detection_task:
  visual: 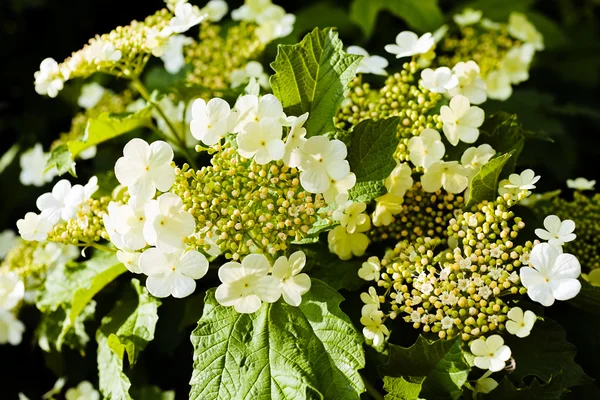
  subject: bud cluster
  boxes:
[49,197,113,246]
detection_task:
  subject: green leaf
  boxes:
[67,106,152,158]
[383,376,424,400]
[347,117,401,203]
[568,278,600,315]
[478,112,530,174]
[37,252,122,312]
[36,301,95,354]
[350,0,443,38]
[130,386,175,400]
[0,144,19,175]
[189,279,365,399]
[505,318,592,389]
[97,279,161,400]
[483,374,569,400]
[381,336,470,400]
[464,153,513,209]
[303,243,365,291]
[59,261,127,346]
[46,144,77,177]
[270,28,361,137]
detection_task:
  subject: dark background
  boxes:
[1,0,599,398]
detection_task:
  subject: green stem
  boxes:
[362,375,385,400]
[131,77,198,169]
[79,241,117,253]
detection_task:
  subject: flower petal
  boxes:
[527,283,555,306]
[171,274,196,298]
[139,248,168,276]
[123,138,149,164]
[234,294,262,314]
[242,254,270,276]
[254,275,281,303]
[178,250,208,279]
[146,275,174,298]
[550,278,581,301]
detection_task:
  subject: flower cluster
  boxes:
[437,11,543,100]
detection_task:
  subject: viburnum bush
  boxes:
[2,0,600,399]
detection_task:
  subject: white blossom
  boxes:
[346,46,388,76]
[190,98,233,146]
[117,250,142,274]
[485,70,513,101]
[169,0,206,33]
[254,5,295,43]
[232,94,283,132]
[441,95,484,146]
[232,0,272,21]
[360,304,389,346]
[566,177,596,191]
[78,82,106,109]
[17,212,53,242]
[0,309,25,346]
[520,243,581,307]
[65,381,100,400]
[19,144,57,187]
[113,203,148,251]
[34,58,68,98]
[230,61,270,89]
[114,139,175,204]
[237,117,285,164]
[441,315,454,329]
[328,223,370,260]
[332,195,368,234]
[143,193,195,253]
[407,129,445,169]
[420,67,458,93]
[501,44,535,84]
[506,307,536,338]
[448,61,487,105]
[322,173,356,205]
[272,251,311,306]
[201,0,228,22]
[282,112,308,166]
[453,8,482,26]
[372,193,404,227]
[461,144,496,177]
[535,215,576,247]
[358,257,381,281]
[139,248,208,298]
[215,254,281,313]
[384,31,434,58]
[0,272,25,310]
[161,34,195,74]
[508,12,544,50]
[421,161,469,194]
[504,169,540,191]
[470,334,511,372]
[296,136,350,194]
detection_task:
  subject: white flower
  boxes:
[232,94,283,132]
[506,307,536,338]
[77,82,106,109]
[161,34,195,74]
[0,309,25,346]
[508,12,544,50]
[453,8,482,26]
[470,334,511,372]
[346,46,388,76]
[254,6,295,43]
[145,27,173,57]
[103,202,128,251]
[85,40,122,63]
[520,243,581,307]
[139,248,208,298]
[114,138,175,204]
[372,193,404,227]
[328,223,370,260]
[0,272,25,310]
[19,144,57,187]
[113,203,148,251]
[282,112,308,166]
[232,0,272,21]
[79,146,97,160]
[34,58,67,98]
[215,254,281,313]
[384,31,435,58]
[143,193,195,253]
[407,129,445,169]
[385,162,413,198]
[190,98,233,146]
[441,315,454,329]
[169,1,206,33]
[504,169,540,190]
[36,180,76,224]
[237,117,285,164]
[441,95,484,146]
[117,250,141,274]
[230,61,270,89]
[448,61,487,105]
[0,230,18,259]
[201,0,229,22]
[17,212,53,242]
[322,173,356,205]
[567,177,595,191]
[501,44,535,84]
[272,251,311,306]
[296,136,350,194]
[65,381,100,400]
[485,70,513,101]
[535,215,576,247]
[461,144,496,177]
[358,257,381,281]
[332,195,368,234]
[421,161,469,194]
[360,304,389,346]
[420,67,458,93]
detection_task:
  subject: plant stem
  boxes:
[362,375,385,400]
[79,241,117,253]
[130,77,198,169]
